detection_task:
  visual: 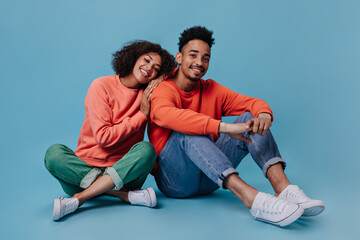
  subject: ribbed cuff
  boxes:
[207,118,222,135]
[80,168,101,189]
[104,167,124,190]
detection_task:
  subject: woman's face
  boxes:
[132,52,162,85]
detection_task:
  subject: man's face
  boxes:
[176,39,210,81]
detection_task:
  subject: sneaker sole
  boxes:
[146,188,157,208]
[278,205,304,227]
[303,206,325,217]
[53,198,61,221]
[256,205,304,227]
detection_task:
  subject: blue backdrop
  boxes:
[1,0,359,239]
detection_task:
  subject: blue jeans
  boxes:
[155,112,285,198]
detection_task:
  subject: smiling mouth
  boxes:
[140,68,149,77]
[190,66,204,75]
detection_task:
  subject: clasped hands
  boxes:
[219,113,272,143]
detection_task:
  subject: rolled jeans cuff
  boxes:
[80,168,101,189]
[217,167,238,189]
[104,167,124,190]
[263,157,286,177]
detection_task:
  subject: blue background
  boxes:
[1,0,359,239]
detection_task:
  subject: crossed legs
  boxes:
[45,141,157,220]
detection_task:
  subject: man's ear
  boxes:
[175,52,182,65]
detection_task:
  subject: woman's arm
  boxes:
[86,81,147,148]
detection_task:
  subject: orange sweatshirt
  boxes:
[148,72,272,172]
[75,75,147,167]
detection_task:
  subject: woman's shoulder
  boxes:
[91,75,118,87]
[88,75,121,92]
[85,75,119,99]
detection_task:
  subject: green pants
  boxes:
[44,142,156,196]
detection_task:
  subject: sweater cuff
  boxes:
[206,118,222,135]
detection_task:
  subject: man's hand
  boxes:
[246,113,272,136]
[218,122,253,143]
[218,113,272,142]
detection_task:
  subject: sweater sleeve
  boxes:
[86,81,147,148]
[150,83,221,135]
[216,81,273,120]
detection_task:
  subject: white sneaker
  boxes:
[278,185,325,217]
[250,192,304,227]
[53,197,79,221]
[128,187,157,208]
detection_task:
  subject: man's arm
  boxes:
[214,81,273,137]
[217,81,273,120]
[150,84,221,136]
[150,81,273,139]
[218,112,272,143]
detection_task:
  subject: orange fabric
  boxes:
[75,75,147,167]
[148,70,272,172]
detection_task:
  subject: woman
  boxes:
[44,40,175,220]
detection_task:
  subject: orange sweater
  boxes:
[148,73,272,172]
[75,75,147,167]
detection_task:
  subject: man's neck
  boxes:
[173,69,197,93]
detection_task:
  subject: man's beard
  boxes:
[189,76,201,82]
[188,65,204,82]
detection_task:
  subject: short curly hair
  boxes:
[112,40,175,78]
[178,26,215,52]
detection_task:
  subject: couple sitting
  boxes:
[44,26,325,227]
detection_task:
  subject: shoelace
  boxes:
[286,188,309,201]
[259,195,288,215]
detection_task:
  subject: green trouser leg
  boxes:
[55,175,147,196]
[44,142,156,195]
[44,144,101,191]
[106,141,156,190]
[55,177,84,196]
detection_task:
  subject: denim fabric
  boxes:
[155,112,286,198]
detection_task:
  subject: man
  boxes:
[148,26,325,227]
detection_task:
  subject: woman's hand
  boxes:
[148,74,165,90]
[140,74,164,118]
[140,85,152,118]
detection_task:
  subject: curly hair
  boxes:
[112,40,175,78]
[178,26,215,52]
